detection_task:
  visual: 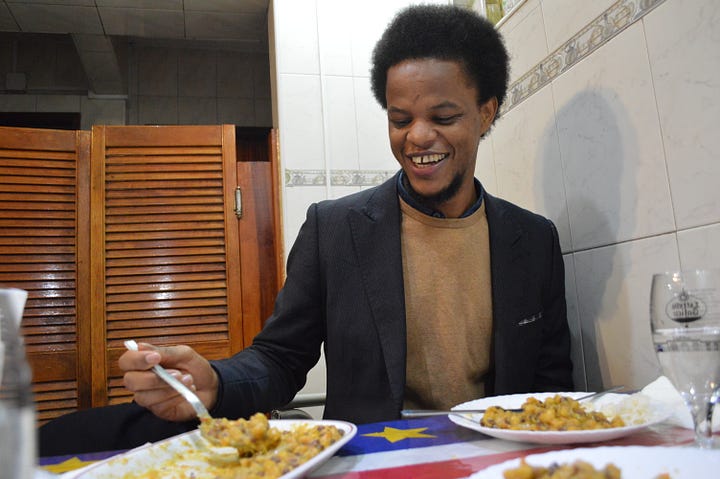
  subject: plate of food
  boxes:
[448,392,671,444]
[71,413,356,479]
[465,445,719,478]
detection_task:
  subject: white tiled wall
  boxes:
[276,73,326,171]
[491,86,570,251]
[678,224,720,270]
[354,76,393,171]
[573,234,679,390]
[322,75,360,171]
[275,0,449,251]
[551,22,674,251]
[540,0,616,52]
[272,0,450,417]
[484,0,720,392]
[273,0,720,409]
[497,0,548,83]
[644,0,720,230]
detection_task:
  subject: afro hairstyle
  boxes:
[370,4,509,115]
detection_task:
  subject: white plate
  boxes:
[449,392,671,445]
[72,419,357,479]
[466,446,720,478]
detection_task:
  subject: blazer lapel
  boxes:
[485,194,531,368]
[346,174,406,408]
[485,193,527,290]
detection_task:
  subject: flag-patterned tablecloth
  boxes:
[310,416,695,478]
[40,416,696,478]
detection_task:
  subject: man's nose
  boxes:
[407,120,437,147]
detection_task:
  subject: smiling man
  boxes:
[40,4,573,456]
[364,5,573,413]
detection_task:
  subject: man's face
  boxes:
[386,59,497,217]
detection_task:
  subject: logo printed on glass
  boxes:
[665,290,706,323]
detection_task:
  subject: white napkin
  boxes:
[0,288,29,384]
[641,375,720,429]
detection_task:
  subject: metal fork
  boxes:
[123,340,211,419]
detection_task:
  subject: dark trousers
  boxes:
[38,402,198,456]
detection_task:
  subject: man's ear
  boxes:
[479,97,498,132]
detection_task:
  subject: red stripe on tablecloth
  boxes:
[314,426,697,479]
[313,448,559,479]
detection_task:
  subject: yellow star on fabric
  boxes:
[363,426,436,443]
[41,457,98,474]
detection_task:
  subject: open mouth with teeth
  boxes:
[410,153,448,166]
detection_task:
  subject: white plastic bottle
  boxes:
[0,288,36,479]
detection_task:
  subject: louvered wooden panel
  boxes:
[0,126,91,424]
[91,125,242,405]
[1,125,282,416]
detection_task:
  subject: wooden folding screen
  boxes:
[93,125,245,405]
[0,127,91,423]
[0,125,283,423]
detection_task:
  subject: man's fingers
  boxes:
[131,386,196,422]
[123,370,161,392]
[123,368,191,391]
[118,349,162,372]
[135,389,185,412]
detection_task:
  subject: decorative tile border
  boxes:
[285,169,397,187]
[285,0,667,187]
[329,169,397,186]
[285,169,328,186]
[500,0,666,115]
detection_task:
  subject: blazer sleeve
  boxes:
[533,219,574,391]
[209,204,326,419]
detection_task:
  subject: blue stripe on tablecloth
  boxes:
[336,415,488,456]
[38,416,491,468]
[38,449,126,467]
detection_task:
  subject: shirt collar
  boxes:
[396,171,484,219]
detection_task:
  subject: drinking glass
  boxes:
[650,269,720,448]
[0,288,35,478]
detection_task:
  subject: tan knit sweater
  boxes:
[400,197,493,410]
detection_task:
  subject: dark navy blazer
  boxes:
[211,171,573,424]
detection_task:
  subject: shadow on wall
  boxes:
[538,89,635,392]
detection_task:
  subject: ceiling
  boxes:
[0,0,270,94]
[0,0,270,44]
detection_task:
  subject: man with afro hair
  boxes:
[40,4,573,455]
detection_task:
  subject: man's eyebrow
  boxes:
[429,101,461,110]
[388,101,461,114]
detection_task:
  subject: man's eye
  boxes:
[435,115,459,125]
[390,119,411,128]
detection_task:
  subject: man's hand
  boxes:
[119,342,219,422]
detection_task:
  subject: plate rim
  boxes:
[466,445,719,478]
[73,418,357,479]
[449,391,670,444]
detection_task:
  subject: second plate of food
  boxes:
[448,391,671,444]
[466,446,719,478]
